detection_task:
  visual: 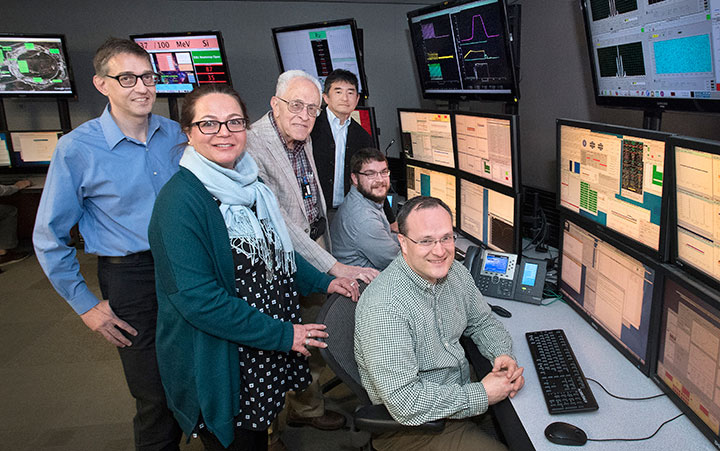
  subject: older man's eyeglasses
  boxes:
[105,72,161,88]
[403,233,457,248]
[192,119,248,135]
[355,169,391,179]
[276,97,321,117]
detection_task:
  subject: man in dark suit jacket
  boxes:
[311,69,374,209]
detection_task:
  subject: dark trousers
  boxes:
[198,426,267,451]
[98,254,182,451]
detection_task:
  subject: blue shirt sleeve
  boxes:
[33,135,100,315]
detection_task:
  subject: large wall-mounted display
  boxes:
[407,0,518,100]
[130,31,232,95]
[0,34,76,96]
[272,19,368,97]
[580,0,720,113]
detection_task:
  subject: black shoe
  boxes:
[287,409,346,431]
[0,250,31,266]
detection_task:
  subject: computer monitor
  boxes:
[557,119,671,259]
[458,177,517,252]
[579,0,720,113]
[398,109,455,169]
[0,133,10,167]
[3,131,62,171]
[559,218,661,376]
[669,136,720,286]
[454,111,517,189]
[351,106,379,149]
[0,34,76,96]
[406,0,518,101]
[272,19,368,97]
[406,163,457,226]
[130,31,232,95]
[654,265,720,444]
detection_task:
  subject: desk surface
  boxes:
[485,295,715,450]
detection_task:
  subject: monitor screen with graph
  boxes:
[559,218,661,376]
[654,266,720,444]
[579,0,720,113]
[0,34,76,96]
[557,119,671,258]
[454,111,517,189]
[130,31,232,95]
[406,163,457,226]
[399,109,455,168]
[670,136,720,285]
[406,0,518,100]
[458,177,517,252]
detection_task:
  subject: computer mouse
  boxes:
[544,422,588,446]
[489,304,512,318]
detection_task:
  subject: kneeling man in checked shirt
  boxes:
[355,196,525,451]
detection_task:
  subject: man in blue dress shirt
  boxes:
[33,38,185,451]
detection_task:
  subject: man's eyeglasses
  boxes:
[276,97,321,117]
[403,233,457,248]
[192,119,248,135]
[355,169,391,179]
[105,72,161,88]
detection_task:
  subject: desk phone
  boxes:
[464,246,547,304]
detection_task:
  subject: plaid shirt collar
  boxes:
[268,111,306,154]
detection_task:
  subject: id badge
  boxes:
[301,176,313,199]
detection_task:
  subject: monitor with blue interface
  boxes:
[654,266,720,445]
[406,163,457,226]
[557,119,670,258]
[0,34,76,96]
[130,31,232,95]
[459,177,517,253]
[407,0,518,100]
[579,0,720,113]
[559,218,660,375]
[484,253,509,273]
[670,136,720,285]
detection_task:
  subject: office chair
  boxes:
[316,287,445,450]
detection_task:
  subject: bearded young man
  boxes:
[330,148,399,270]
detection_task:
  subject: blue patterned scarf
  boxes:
[180,145,295,278]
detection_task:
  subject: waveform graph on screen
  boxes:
[417,15,460,87]
[451,3,512,86]
[596,42,645,78]
[589,0,638,21]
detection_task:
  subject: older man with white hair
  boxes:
[246,70,378,441]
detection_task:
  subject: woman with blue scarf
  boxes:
[148,85,358,450]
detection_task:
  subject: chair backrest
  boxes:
[317,285,372,405]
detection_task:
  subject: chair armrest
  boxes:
[354,404,445,434]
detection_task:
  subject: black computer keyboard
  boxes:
[526,329,598,414]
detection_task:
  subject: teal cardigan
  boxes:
[148,167,333,447]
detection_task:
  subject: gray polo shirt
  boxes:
[329,185,400,269]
